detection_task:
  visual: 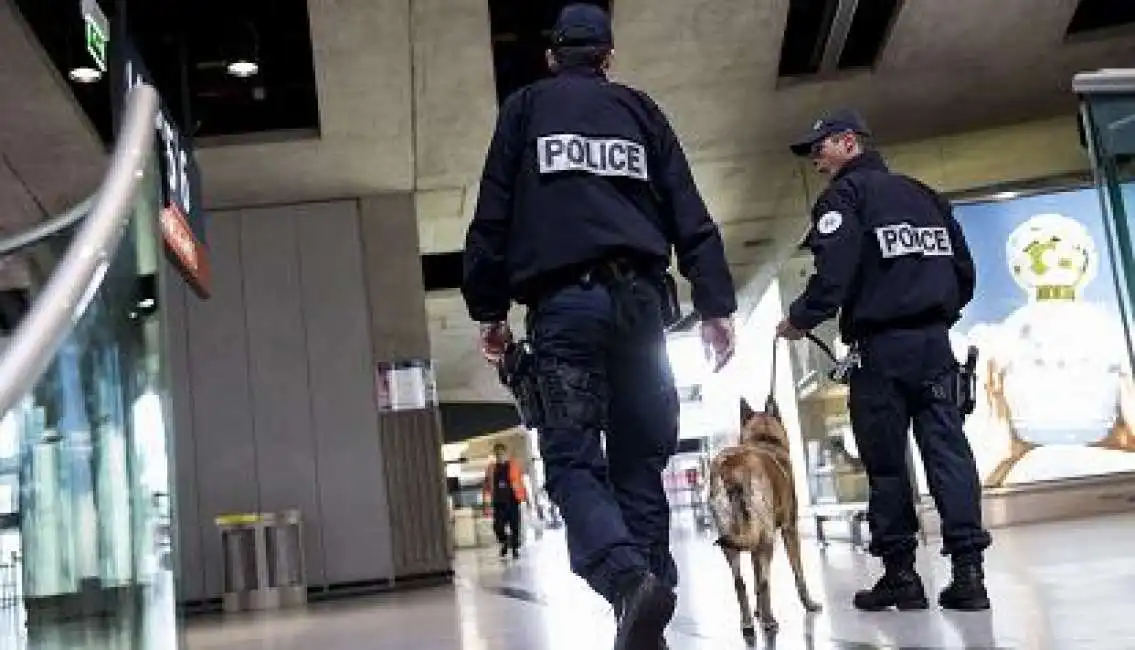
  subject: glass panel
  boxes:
[2,151,181,648]
[776,256,870,508]
[1083,94,1135,366]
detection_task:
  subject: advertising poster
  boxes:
[951,183,1135,488]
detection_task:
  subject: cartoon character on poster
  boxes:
[954,208,1135,487]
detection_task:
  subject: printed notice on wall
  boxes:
[376,360,438,412]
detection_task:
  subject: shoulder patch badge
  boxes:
[817,211,843,235]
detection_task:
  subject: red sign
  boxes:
[160,203,210,297]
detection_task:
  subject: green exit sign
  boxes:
[81,0,109,72]
[85,19,107,72]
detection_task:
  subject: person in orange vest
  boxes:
[484,442,528,559]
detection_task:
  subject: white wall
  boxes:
[735,280,811,507]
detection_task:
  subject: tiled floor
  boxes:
[179,512,1135,650]
[0,513,1129,648]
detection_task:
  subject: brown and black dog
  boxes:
[708,398,822,640]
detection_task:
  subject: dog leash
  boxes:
[764,332,844,419]
[803,331,839,363]
[764,337,780,418]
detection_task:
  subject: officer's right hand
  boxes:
[701,317,735,373]
[479,321,513,364]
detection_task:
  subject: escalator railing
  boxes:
[0,195,93,258]
[0,84,159,417]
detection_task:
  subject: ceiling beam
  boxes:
[819,0,859,73]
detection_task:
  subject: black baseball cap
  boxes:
[552,3,614,47]
[789,109,872,157]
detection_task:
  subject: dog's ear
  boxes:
[740,398,756,426]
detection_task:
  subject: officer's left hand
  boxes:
[479,321,513,364]
[776,318,806,341]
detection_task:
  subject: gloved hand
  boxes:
[701,317,735,372]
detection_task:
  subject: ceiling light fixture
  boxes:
[226,59,259,78]
[993,191,1021,201]
[69,66,102,83]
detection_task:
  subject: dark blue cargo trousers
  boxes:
[527,275,680,605]
[848,325,992,564]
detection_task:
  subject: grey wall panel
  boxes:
[378,410,450,576]
[238,206,325,585]
[160,264,205,602]
[358,195,430,359]
[183,212,258,599]
[358,194,451,578]
[296,200,395,584]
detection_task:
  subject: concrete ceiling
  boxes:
[2,0,1133,406]
[0,0,106,289]
[0,1,105,223]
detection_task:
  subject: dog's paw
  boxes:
[803,598,823,612]
[761,618,780,634]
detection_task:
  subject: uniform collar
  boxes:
[834,150,889,180]
[555,65,606,79]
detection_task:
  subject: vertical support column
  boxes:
[358,194,452,579]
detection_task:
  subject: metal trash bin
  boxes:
[216,509,307,613]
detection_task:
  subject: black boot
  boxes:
[853,559,929,612]
[612,605,667,650]
[939,558,990,611]
[612,572,676,650]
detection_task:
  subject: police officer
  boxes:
[775,109,992,612]
[461,5,736,649]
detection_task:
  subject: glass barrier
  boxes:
[1080,83,1135,366]
[1,148,179,648]
[775,257,870,508]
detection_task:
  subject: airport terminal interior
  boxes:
[1,0,1135,648]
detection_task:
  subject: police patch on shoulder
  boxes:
[816,211,843,235]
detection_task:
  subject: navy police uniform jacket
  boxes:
[461,66,736,323]
[788,151,976,343]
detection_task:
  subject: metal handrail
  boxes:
[0,195,94,258]
[1073,68,1135,96]
[0,84,160,416]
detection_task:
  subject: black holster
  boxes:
[955,346,979,418]
[498,340,544,429]
[657,272,681,327]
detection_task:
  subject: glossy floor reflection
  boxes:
[181,512,1135,650]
